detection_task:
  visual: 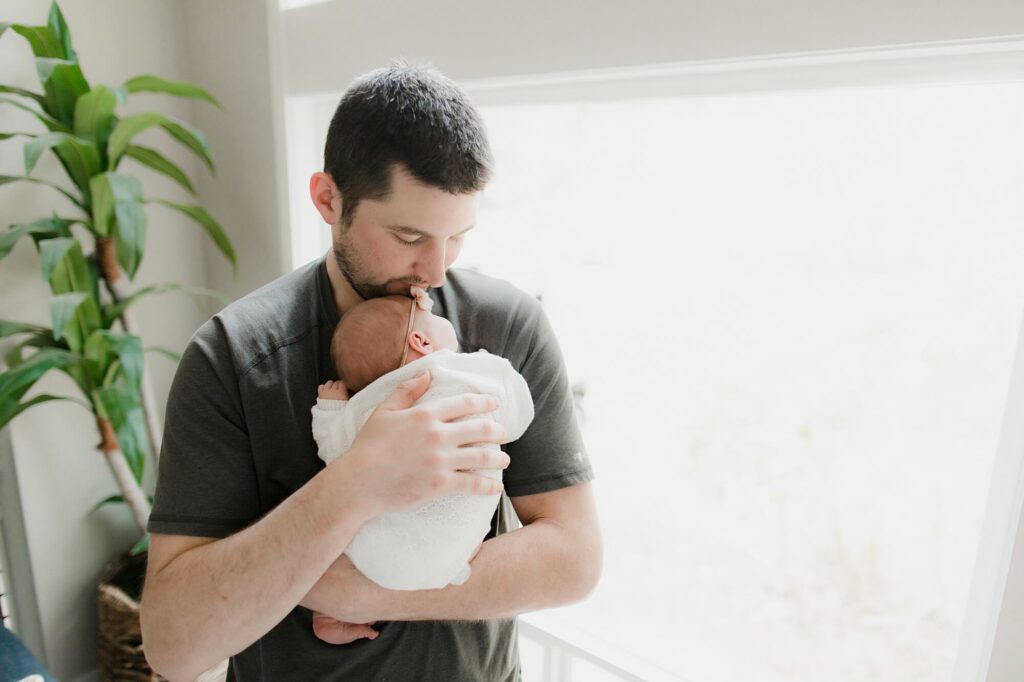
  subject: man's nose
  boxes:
[417,243,447,288]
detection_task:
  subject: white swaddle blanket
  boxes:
[311,349,534,590]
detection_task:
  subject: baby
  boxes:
[310,287,534,644]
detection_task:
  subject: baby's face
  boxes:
[416,311,459,353]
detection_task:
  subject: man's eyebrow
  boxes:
[386,224,475,237]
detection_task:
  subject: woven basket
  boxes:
[97,551,162,681]
[96,551,229,682]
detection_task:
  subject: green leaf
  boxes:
[107,113,213,172]
[39,239,100,353]
[83,329,115,386]
[102,282,229,326]
[24,131,69,174]
[0,347,76,404]
[124,145,194,194]
[0,320,50,339]
[108,85,127,106]
[49,290,86,337]
[36,57,90,126]
[101,357,121,387]
[123,75,220,108]
[93,384,148,481]
[0,216,75,260]
[47,1,77,62]
[90,173,147,277]
[144,345,181,363]
[96,331,143,391]
[150,199,235,273]
[40,237,89,292]
[162,119,214,172]
[0,131,37,140]
[0,85,47,108]
[105,113,163,168]
[10,24,63,59]
[129,533,150,556]
[90,494,125,514]
[3,331,65,371]
[0,174,84,212]
[0,393,70,431]
[53,134,102,198]
[0,95,70,132]
[73,86,116,143]
[90,494,152,516]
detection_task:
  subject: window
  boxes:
[283,42,1024,680]
[459,80,1024,682]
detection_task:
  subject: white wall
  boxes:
[281,0,1024,95]
[0,1,208,678]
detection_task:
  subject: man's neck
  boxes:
[325,251,364,316]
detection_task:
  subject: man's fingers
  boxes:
[429,393,499,423]
[379,371,432,410]
[446,418,507,446]
[450,471,504,496]
[450,447,510,471]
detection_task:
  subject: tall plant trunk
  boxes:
[97,418,151,534]
[97,237,163,465]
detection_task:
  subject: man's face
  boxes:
[332,165,480,300]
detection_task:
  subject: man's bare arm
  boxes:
[141,374,508,680]
[141,463,368,681]
[301,482,602,623]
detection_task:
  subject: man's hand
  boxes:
[311,611,378,644]
[318,380,350,400]
[337,370,511,519]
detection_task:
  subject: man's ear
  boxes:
[309,171,342,225]
[408,331,434,356]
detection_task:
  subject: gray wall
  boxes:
[1,1,212,678]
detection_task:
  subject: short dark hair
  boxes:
[324,59,493,226]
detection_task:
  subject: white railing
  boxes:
[519,612,685,682]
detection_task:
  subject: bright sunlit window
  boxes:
[287,73,1024,681]
[457,82,1024,682]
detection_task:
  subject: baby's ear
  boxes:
[409,331,434,355]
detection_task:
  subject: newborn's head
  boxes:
[332,294,459,393]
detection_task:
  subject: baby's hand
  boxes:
[318,380,349,400]
[312,611,378,644]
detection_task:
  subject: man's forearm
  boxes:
[397,517,601,620]
[305,515,601,623]
[141,461,368,680]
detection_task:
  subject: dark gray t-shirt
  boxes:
[148,258,594,681]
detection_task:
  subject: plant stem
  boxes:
[97,418,150,533]
[97,237,163,464]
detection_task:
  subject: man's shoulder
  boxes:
[438,268,546,355]
[190,259,330,371]
[440,268,541,320]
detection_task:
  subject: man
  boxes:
[140,61,601,681]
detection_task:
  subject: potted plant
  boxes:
[1,2,234,677]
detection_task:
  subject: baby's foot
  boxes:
[312,611,378,644]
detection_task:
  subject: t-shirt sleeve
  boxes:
[147,318,261,538]
[500,296,594,497]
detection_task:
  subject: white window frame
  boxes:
[0,428,47,663]
[281,36,1024,681]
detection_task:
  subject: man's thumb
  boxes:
[382,370,431,410]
